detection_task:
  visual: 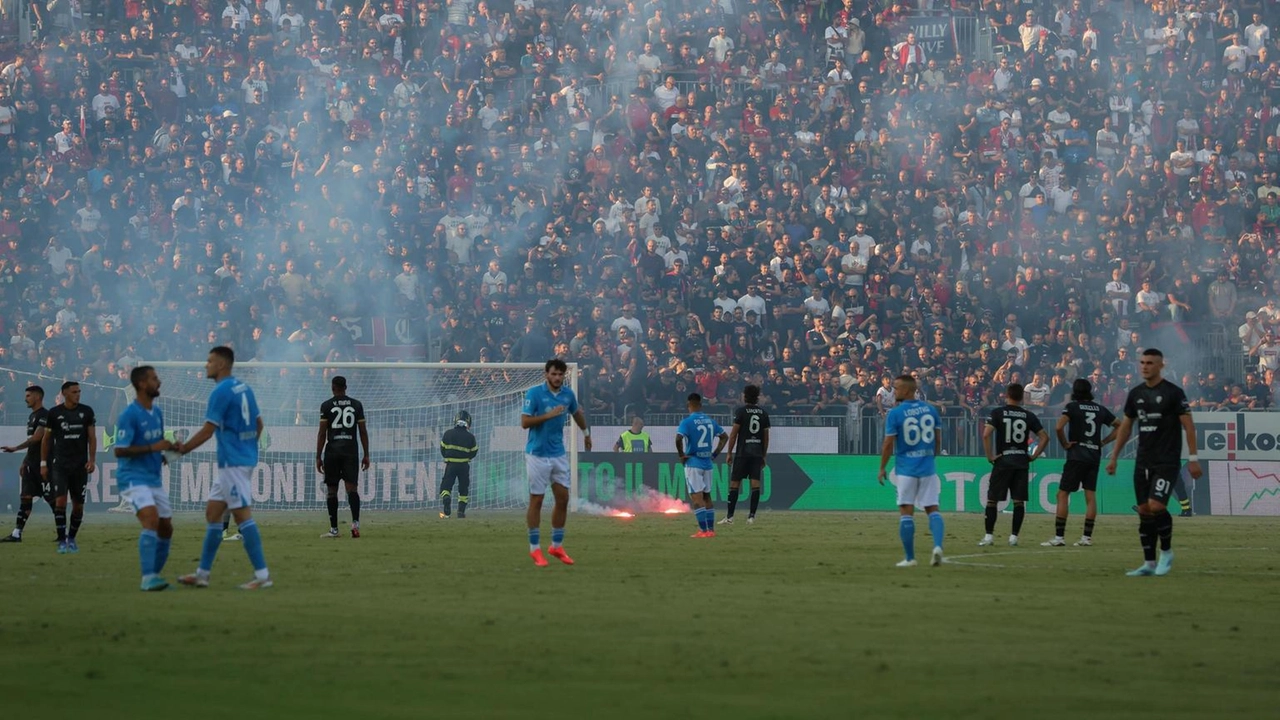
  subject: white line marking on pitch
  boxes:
[941,546,1277,575]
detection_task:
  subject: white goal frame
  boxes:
[144,361,583,510]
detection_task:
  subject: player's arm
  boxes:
[3,424,45,452]
[256,415,264,439]
[1055,414,1072,449]
[760,426,769,461]
[572,407,592,451]
[724,421,740,464]
[1181,412,1202,479]
[713,430,728,459]
[520,403,565,428]
[353,399,368,468]
[1101,417,1121,446]
[982,422,995,464]
[1029,427,1049,462]
[877,434,894,485]
[85,420,96,472]
[316,415,328,473]
[114,416,170,457]
[675,432,687,463]
[613,434,624,452]
[40,418,52,476]
[179,421,219,454]
[1106,415,1134,474]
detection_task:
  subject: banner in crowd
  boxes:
[341,316,424,361]
[904,16,957,61]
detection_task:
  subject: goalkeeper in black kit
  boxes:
[439,410,479,518]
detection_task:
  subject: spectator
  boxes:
[0,0,1268,437]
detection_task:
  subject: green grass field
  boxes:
[1,510,1277,720]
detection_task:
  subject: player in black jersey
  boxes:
[316,376,369,538]
[980,384,1048,547]
[1043,379,1118,548]
[41,381,97,554]
[720,384,770,525]
[1106,348,1201,577]
[439,410,479,519]
[2,386,50,543]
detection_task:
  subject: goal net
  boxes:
[0,363,579,514]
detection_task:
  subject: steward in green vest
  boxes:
[614,417,651,452]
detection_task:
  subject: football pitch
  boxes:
[1,511,1276,720]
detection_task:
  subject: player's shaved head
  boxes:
[210,345,235,366]
[332,375,347,390]
[687,393,703,408]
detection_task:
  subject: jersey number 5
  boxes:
[329,406,356,429]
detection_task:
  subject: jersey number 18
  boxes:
[1002,417,1027,444]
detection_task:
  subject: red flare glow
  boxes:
[662,508,683,515]
[612,511,635,518]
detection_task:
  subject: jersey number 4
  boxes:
[329,406,356,429]
[902,415,936,446]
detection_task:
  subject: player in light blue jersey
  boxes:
[114,366,176,592]
[676,393,728,538]
[174,346,273,589]
[521,358,591,567]
[878,375,946,568]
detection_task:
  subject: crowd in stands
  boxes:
[2,0,1280,426]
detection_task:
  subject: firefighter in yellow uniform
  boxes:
[439,410,479,518]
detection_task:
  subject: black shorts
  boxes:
[20,464,43,497]
[1134,465,1179,507]
[48,463,89,504]
[441,463,470,488]
[988,464,1029,502]
[1058,460,1100,493]
[730,456,765,483]
[323,454,360,485]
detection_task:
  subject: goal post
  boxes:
[140,361,581,515]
